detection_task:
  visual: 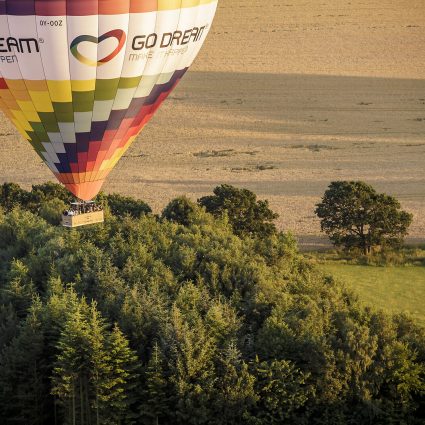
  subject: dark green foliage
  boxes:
[0,189,424,425]
[198,184,278,237]
[213,344,256,424]
[105,193,152,218]
[1,260,36,317]
[0,183,153,228]
[51,301,139,425]
[0,300,49,425]
[251,357,310,424]
[139,342,171,425]
[315,181,413,255]
[162,196,198,226]
[167,304,217,425]
[31,182,74,204]
[39,198,68,225]
[0,182,73,214]
[0,182,29,212]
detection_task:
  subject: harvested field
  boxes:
[1,0,424,247]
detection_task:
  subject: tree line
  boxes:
[0,181,423,424]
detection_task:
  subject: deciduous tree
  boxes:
[315,181,412,254]
[198,185,278,237]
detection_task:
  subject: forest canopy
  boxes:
[0,183,424,425]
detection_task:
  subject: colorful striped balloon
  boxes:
[0,0,218,200]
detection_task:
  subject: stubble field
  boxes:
[1,0,424,248]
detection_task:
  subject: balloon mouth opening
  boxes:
[64,180,105,201]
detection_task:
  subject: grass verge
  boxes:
[319,262,425,326]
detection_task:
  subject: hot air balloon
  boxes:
[0,0,218,209]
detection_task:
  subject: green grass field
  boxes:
[319,263,425,326]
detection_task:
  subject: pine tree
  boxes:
[1,259,36,317]
[213,343,257,425]
[252,357,310,424]
[0,303,19,349]
[51,304,92,425]
[0,298,48,424]
[139,342,170,425]
[105,323,140,425]
[52,301,141,425]
[86,302,112,425]
[168,307,217,425]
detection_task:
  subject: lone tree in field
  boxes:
[315,181,413,255]
[198,184,278,237]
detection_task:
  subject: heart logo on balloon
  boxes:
[70,29,126,67]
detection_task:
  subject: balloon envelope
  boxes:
[0,0,217,200]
